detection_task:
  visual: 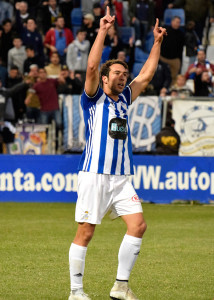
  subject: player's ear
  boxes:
[102,75,108,84]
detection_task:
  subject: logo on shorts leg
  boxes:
[131,194,141,203]
[84,211,89,220]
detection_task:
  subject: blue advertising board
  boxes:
[0,155,214,203]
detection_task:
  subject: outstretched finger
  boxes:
[154,18,159,29]
[106,6,110,16]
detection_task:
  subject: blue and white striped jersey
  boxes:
[78,86,134,175]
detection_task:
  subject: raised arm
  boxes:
[84,6,115,97]
[129,19,167,102]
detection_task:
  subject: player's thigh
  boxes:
[75,171,112,224]
[112,176,143,217]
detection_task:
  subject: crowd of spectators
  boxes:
[1,0,214,154]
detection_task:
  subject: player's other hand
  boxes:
[100,6,115,31]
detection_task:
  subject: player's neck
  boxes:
[104,87,119,102]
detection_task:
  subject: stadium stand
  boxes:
[163,8,185,26]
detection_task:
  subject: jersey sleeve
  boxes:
[122,85,132,106]
[81,86,104,109]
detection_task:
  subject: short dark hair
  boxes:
[100,59,129,79]
[27,17,36,24]
[2,18,12,26]
[10,65,19,70]
[76,28,86,35]
[172,16,181,21]
[26,45,34,51]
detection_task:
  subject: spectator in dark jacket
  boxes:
[23,45,44,74]
[57,65,83,95]
[156,118,180,155]
[149,60,172,96]
[194,71,213,97]
[40,0,62,34]
[0,18,15,67]
[16,16,45,61]
[160,16,185,85]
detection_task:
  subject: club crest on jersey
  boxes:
[109,117,127,140]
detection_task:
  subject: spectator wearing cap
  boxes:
[81,13,97,50]
[45,52,62,78]
[23,45,44,74]
[66,29,90,83]
[44,16,74,64]
[57,65,83,95]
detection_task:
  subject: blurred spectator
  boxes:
[15,0,40,18]
[81,0,94,15]
[66,29,90,83]
[0,1,14,25]
[6,65,26,122]
[93,2,104,29]
[184,20,200,65]
[45,52,62,78]
[194,71,213,96]
[185,47,214,79]
[59,0,73,29]
[24,64,41,122]
[25,68,65,133]
[16,17,45,60]
[147,60,172,96]
[23,45,44,74]
[0,18,14,67]
[7,37,27,74]
[104,0,123,26]
[170,74,193,97]
[104,25,124,59]
[44,16,74,63]
[116,50,133,84]
[155,118,180,155]
[40,0,62,34]
[15,1,31,27]
[168,0,214,42]
[57,65,83,94]
[0,57,8,87]
[1,64,40,123]
[82,13,97,50]
[160,16,185,85]
[129,0,155,46]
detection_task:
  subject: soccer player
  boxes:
[68,7,166,300]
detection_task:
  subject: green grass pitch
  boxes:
[0,202,213,300]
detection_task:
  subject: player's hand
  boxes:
[100,6,115,31]
[153,18,167,43]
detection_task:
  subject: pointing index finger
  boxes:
[106,6,110,16]
[155,18,159,28]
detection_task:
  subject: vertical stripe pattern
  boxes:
[78,86,134,175]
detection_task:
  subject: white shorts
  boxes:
[75,171,143,224]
